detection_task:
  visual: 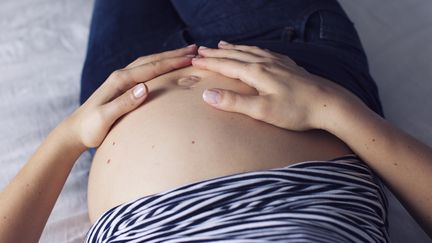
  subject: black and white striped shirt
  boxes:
[85,154,389,242]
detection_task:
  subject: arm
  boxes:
[323,97,432,237]
[0,121,86,243]
[193,41,432,238]
[0,45,197,243]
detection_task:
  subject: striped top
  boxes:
[85,155,389,242]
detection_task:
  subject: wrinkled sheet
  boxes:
[0,0,93,242]
[0,0,430,242]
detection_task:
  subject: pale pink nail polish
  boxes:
[133,83,146,98]
[203,89,221,105]
[219,40,229,45]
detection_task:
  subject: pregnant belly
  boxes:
[87,66,352,223]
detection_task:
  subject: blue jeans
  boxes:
[80,0,383,134]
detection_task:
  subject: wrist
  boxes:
[310,80,372,134]
[55,117,87,154]
[318,94,375,136]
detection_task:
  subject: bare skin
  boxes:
[0,46,198,243]
[87,66,352,222]
[192,42,432,238]
[0,43,431,242]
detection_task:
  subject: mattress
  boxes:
[0,0,430,242]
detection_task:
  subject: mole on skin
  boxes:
[176,75,201,89]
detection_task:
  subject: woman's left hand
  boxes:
[66,45,197,148]
[192,42,362,132]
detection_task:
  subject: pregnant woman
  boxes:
[1,1,431,242]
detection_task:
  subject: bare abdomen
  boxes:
[87,66,352,223]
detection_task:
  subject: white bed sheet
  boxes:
[0,0,93,242]
[0,0,430,242]
[340,1,432,242]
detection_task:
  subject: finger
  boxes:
[202,88,268,121]
[217,41,275,58]
[197,46,268,63]
[101,83,148,124]
[192,57,272,92]
[126,44,197,68]
[218,40,294,63]
[97,56,193,103]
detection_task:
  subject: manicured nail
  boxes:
[187,44,196,48]
[198,46,208,50]
[133,83,146,98]
[219,40,229,45]
[203,89,221,105]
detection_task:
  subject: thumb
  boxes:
[202,88,265,120]
[102,83,148,123]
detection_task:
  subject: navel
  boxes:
[176,75,201,88]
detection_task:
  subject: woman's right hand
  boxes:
[68,45,197,148]
[192,41,367,131]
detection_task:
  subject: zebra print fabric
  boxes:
[85,154,389,242]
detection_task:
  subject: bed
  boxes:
[0,0,430,242]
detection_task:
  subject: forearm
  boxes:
[0,119,86,243]
[0,47,194,243]
[192,42,432,238]
[324,99,432,237]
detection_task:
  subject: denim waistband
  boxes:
[164,1,383,115]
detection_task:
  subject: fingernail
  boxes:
[198,46,208,50]
[133,83,146,98]
[185,54,196,58]
[219,40,229,45]
[187,44,196,48]
[203,89,221,105]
